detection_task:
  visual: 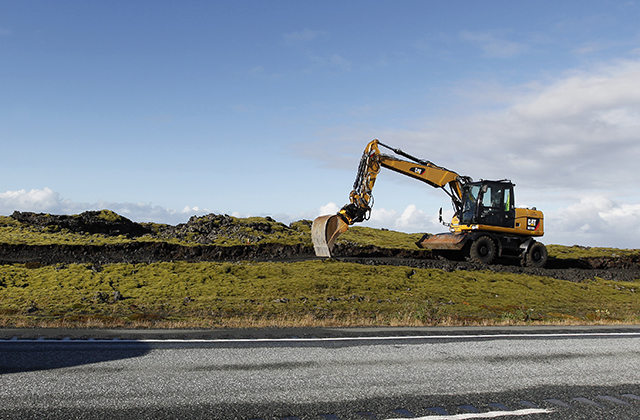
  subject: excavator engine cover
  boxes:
[416,232,469,250]
[312,214,349,257]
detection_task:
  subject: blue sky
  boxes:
[2,1,640,248]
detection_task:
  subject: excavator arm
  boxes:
[312,139,471,257]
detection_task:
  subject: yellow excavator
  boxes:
[312,139,547,267]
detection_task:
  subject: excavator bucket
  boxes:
[311,215,349,257]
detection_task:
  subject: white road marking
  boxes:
[2,331,640,343]
[386,408,553,420]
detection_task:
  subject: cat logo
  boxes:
[410,167,425,175]
[527,218,540,231]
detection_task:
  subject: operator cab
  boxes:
[460,180,515,228]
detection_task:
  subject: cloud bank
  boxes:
[0,188,209,226]
[1,187,639,248]
[303,59,640,189]
[380,59,640,194]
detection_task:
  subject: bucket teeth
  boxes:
[311,215,349,257]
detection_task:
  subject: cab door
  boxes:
[477,183,515,228]
[501,186,516,228]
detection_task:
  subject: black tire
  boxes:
[469,236,497,264]
[525,242,548,268]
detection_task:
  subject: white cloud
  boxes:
[547,194,640,248]
[0,188,210,225]
[101,202,209,224]
[363,59,640,193]
[0,188,65,214]
[364,204,444,233]
[319,202,340,215]
[511,62,640,121]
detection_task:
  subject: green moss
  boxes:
[337,226,424,249]
[1,260,639,326]
[97,210,124,223]
[547,244,640,259]
[290,220,312,233]
[0,215,21,227]
[0,222,130,246]
[2,210,639,327]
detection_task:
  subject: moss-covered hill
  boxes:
[3,209,639,256]
[1,210,640,328]
[5,210,313,247]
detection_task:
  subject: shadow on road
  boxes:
[0,341,151,374]
[1,382,639,419]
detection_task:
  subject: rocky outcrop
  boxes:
[5,210,640,283]
[11,210,151,237]
[153,214,294,244]
[9,211,307,245]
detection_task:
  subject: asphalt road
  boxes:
[1,327,640,420]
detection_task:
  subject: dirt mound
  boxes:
[579,254,640,270]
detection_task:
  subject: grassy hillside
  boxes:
[3,212,638,259]
[2,258,640,328]
[1,211,639,328]
[0,214,313,247]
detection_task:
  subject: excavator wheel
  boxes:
[311,214,349,257]
[468,235,496,264]
[524,242,548,268]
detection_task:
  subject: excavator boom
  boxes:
[311,139,468,257]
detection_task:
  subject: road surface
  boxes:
[1,327,640,419]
